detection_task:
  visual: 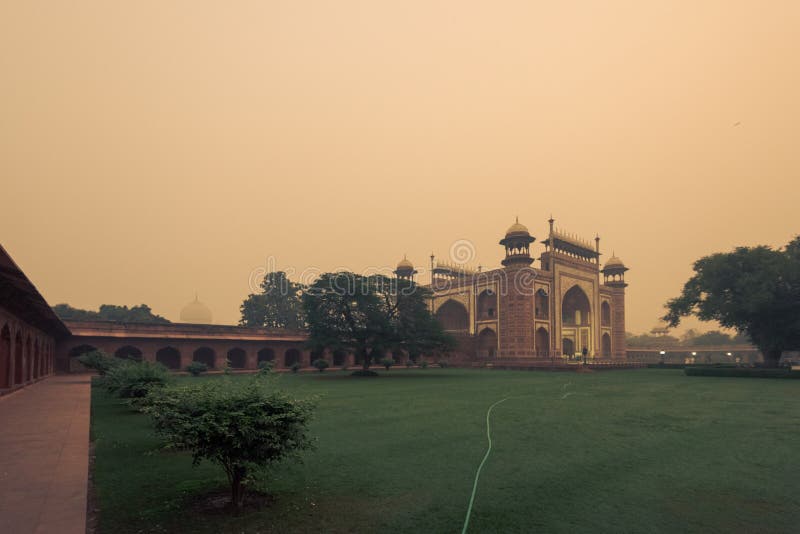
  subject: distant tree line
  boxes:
[53,303,170,324]
[626,329,751,348]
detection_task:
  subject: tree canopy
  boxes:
[53,303,170,323]
[663,237,800,366]
[302,272,454,371]
[239,271,306,329]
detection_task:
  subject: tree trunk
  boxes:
[762,348,783,368]
[229,466,247,510]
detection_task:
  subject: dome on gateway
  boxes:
[179,295,212,324]
[396,257,414,271]
[505,218,530,237]
[604,256,626,270]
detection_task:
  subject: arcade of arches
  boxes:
[435,300,469,331]
[56,320,426,373]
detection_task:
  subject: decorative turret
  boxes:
[602,253,628,287]
[394,255,417,280]
[499,217,535,266]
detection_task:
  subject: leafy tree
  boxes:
[664,237,800,367]
[239,271,306,329]
[143,380,315,509]
[53,303,170,324]
[392,279,456,361]
[302,272,453,372]
[303,272,391,372]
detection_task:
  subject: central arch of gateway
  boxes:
[56,320,326,372]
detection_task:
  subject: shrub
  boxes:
[420,360,429,369]
[291,362,301,374]
[143,380,315,508]
[685,366,800,379]
[312,359,329,372]
[77,350,119,376]
[380,357,395,370]
[257,361,274,375]
[405,360,413,368]
[104,361,171,398]
[223,359,233,375]
[437,359,450,369]
[351,369,379,377]
[186,361,208,376]
[340,364,349,372]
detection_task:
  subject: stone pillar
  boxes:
[180,347,194,370]
[246,348,257,370]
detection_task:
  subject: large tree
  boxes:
[53,303,170,323]
[239,271,306,329]
[663,237,800,367]
[303,272,453,371]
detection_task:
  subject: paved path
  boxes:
[0,375,91,534]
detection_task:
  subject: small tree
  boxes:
[380,356,394,370]
[144,380,315,509]
[290,362,301,374]
[312,359,329,372]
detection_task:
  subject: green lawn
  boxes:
[91,369,800,533]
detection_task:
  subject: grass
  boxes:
[91,369,800,533]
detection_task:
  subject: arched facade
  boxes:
[227,347,246,369]
[284,348,301,367]
[435,299,469,331]
[193,347,216,368]
[601,333,612,358]
[477,290,496,320]
[333,349,348,366]
[535,327,550,357]
[257,348,275,364]
[562,286,591,326]
[601,301,611,327]
[115,345,143,361]
[477,328,497,358]
[156,347,181,370]
[1,325,11,388]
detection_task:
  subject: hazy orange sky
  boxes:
[2,1,798,334]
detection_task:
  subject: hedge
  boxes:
[684,366,800,379]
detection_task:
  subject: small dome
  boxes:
[604,255,626,270]
[396,257,414,271]
[505,218,530,238]
[180,295,212,324]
